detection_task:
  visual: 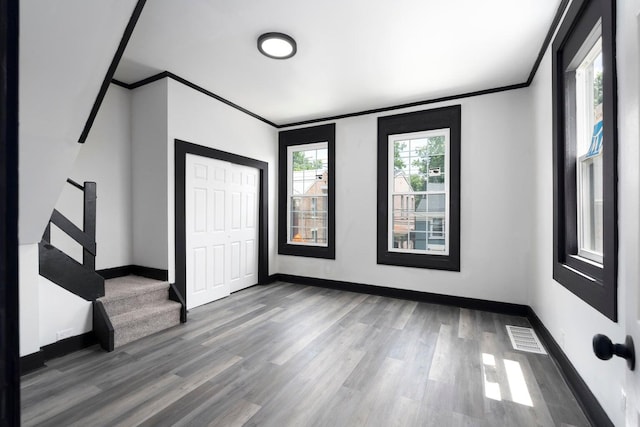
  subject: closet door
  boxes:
[185,154,258,309]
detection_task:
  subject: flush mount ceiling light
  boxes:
[257,32,297,59]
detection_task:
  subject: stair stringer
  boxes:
[93,300,114,351]
[38,241,105,301]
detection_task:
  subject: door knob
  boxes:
[592,334,635,371]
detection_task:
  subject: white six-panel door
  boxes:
[185,154,259,309]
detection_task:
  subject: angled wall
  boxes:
[52,84,133,270]
[19,0,139,245]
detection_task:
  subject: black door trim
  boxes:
[174,139,269,308]
[0,0,20,423]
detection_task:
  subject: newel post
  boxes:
[83,182,97,270]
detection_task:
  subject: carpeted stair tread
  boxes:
[100,275,169,302]
[112,300,182,348]
[98,275,172,317]
[96,274,184,349]
[110,300,182,328]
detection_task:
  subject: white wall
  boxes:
[52,84,133,270]
[38,277,92,347]
[131,79,169,270]
[529,48,624,427]
[166,79,278,282]
[276,90,535,304]
[528,0,640,424]
[130,78,278,282]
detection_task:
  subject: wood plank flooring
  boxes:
[21,282,590,426]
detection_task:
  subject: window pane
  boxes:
[292,148,328,196]
[568,33,602,157]
[579,155,603,256]
[288,144,329,246]
[289,195,328,245]
[413,193,446,213]
[411,231,427,250]
[389,129,449,255]
[393,136,446,193]
[431,218,444,237]
[567,27,604,263]
[392,206,413,249]
[428,217,446,251]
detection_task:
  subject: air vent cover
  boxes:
[506,325,547,355]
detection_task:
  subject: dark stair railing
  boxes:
[39,179,104,301]
[40,179,113,351]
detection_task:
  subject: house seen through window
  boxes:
[377,105,460,271]
[288,143,328,246]
[389,129,450,255]
[278,123,335,259]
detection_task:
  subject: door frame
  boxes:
[1,0,20,423]
[175,139,269,308]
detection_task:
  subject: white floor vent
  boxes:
[506,325,547,355]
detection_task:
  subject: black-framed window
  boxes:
[377,106,461,271]
[278,124,335,259]
[552,0,617,320]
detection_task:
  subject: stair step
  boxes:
[99,275,170,317]
[101,286,169,317]
[95,275,184,349]
[102,275,169,300]
[111,300,182,348]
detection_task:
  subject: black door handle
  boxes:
[592,334,635,370]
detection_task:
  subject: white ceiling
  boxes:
[114,0,561,126]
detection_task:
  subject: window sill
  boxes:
[569,253,603,268]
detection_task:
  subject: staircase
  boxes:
[96,275,182,349]
[42,179,186,353]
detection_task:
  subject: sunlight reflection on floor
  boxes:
[482,353,533,407]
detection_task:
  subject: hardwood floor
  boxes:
[21,282,590,426]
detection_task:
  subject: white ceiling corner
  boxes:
[114,0,562,126]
